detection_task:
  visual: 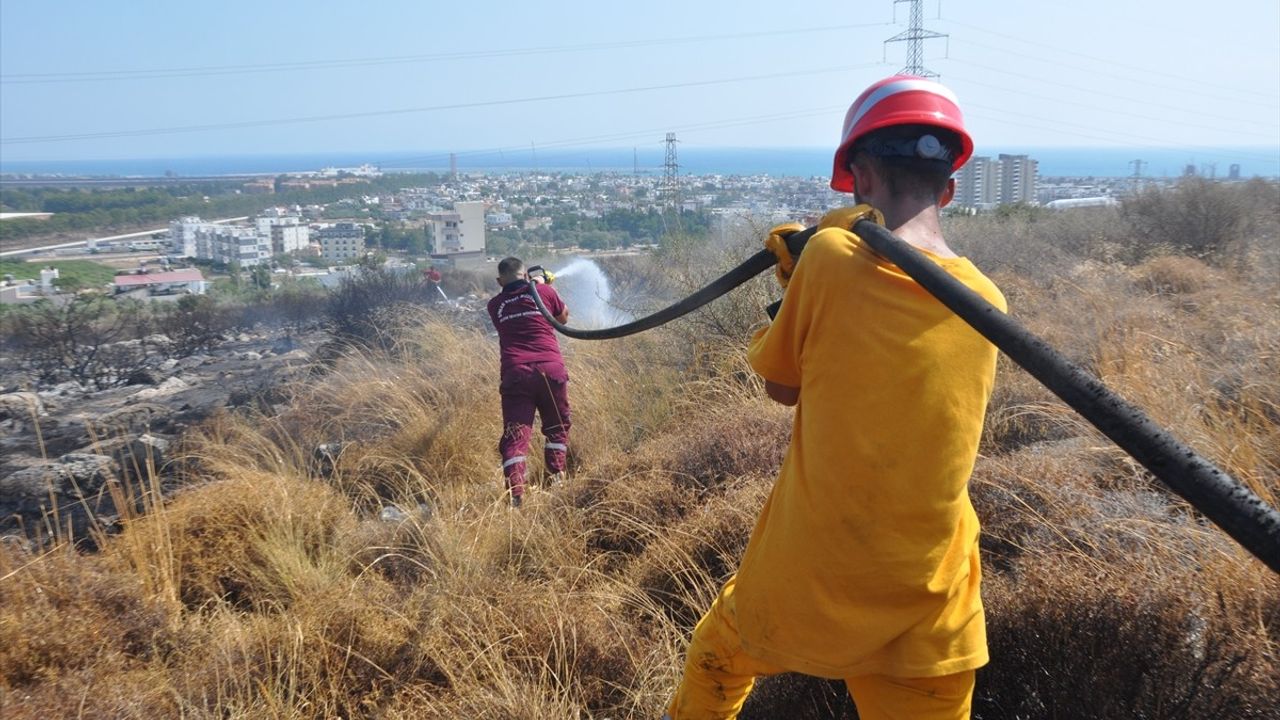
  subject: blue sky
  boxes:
[2,0,1278,167]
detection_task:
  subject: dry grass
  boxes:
[3,187,1279,718]
[981,555,1278,718]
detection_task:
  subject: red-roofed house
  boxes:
[112,269,208,298]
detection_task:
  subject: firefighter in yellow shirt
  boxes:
[665,76,1007,720]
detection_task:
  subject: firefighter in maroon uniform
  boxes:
[486,257,571,507]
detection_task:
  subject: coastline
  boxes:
[3,145,1278,180]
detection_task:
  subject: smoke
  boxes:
[551,258,632,329]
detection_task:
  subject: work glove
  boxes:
[763,222,806,289]
[817,204,885,233]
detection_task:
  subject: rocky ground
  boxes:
[0,327,328,541]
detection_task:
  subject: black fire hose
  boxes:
[527,225,1280,572]
[525,227,816,340]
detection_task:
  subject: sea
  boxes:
[2,146,1278,180]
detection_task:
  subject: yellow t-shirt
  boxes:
[736,226,1006,680]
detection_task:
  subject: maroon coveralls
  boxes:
[487,280,571,500]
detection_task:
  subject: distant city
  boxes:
[2,141,1273,306]
[3,144,1277,182]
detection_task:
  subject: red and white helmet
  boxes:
[830,75,973,193]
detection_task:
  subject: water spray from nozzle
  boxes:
[546,258,630,328]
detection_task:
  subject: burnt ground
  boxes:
[0,327,327,539]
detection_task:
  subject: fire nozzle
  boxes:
[527,265,555,285]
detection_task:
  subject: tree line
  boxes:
[0,280,330,390]
[0,173,447,244]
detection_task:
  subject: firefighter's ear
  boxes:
[939,178,956,208]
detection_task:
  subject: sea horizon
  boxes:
[3,145,1278,180]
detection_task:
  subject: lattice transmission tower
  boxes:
[661,132,680,208]
[1129,158,1146,193]
[885,0,948,78]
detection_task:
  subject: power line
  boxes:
[963,102,1280,165]
[375,105,845,170]
[944,58,1279,136]
[0,63,879,145]
[938,17,1280,103]
[945,70,1280,141]
[947,37,1280,112]
[0,22,894,84]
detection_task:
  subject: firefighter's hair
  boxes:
[849,124,961,201]
[498,257,524,279]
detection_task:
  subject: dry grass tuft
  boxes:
[981,555,1280,718]
[125,470,357,611]
[629,478,770,632]
[1133,254,1221,296]
[0,544,173,688]
[575,470,702,562]
[0,543,180,719]
[653,399,791,489]
[971,442,1222,573]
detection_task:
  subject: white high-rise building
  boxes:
[170,216,273,265]
[454,200,486,254]
[210,226,271,267]
[955,157,999,209]
[315,223,365,261]
[254,213,310,255]
[426,201,486,266]
[997,154,1038,205]
[271,224,310,254]
[169,216,220,258]
[255,214,296,236]
[955,154,1038,209]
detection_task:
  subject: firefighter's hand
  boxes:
[818,204,885,233]
[764,222,805,288]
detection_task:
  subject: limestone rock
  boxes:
[93,403,173,436]
[41,381,86,398]
[0,452,120,531]
[130,376,190,400]
[76,433,171,481]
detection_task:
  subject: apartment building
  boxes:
[954,154,1039,209]
[997,154,1038,205]
[270,224,311,254]
[955,156,999,208]
[425,200,486,267]
[315,222,366,261]
[255,214,310,255]
[210,226,271,267]
[169,216,221,258]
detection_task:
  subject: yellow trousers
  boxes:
[666,578,975,720]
